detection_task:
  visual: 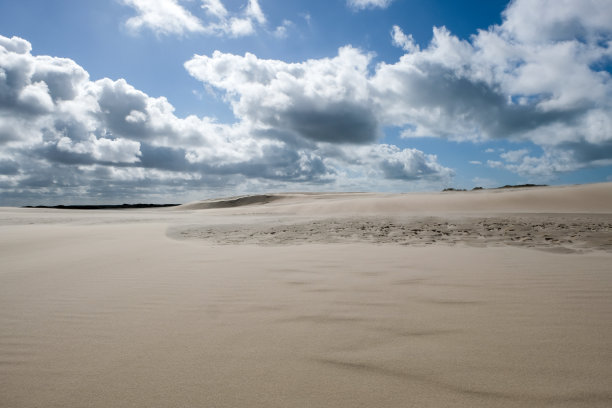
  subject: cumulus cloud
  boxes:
[245,0,266,25]
[201,0,228,19]
[123,0,205,36]
[205,0,267,37]
[273,20,293,39]
[185,0,612,180]
[391,26,419,53]
[348,0,395,11]
[371,0,612,175]
[487,149,581,181]
[386,1,612,177]
[500,149,529,163]
[489,144,612,181]
[56,135,142,163]
[0,34,451,204]
[122,0,269,38]
[376,145,453,181]
[501,0,612,44]
[185,47,379,144]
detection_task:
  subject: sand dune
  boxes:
[176,182,612,214]
[1,183,612,407]
[177,193,286,210]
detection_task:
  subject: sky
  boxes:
[0,0,611,205]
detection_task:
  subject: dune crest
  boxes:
[176,194,288,210]
[177,182,612,214]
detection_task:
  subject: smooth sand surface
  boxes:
[1,183,612,407]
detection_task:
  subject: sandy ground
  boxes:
[1,183,612,407]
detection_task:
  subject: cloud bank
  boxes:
[123,0,206,36]
[0,34,450,204]
[1,0,611,203]
[185,0,612,180]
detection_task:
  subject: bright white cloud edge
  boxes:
[122,0,269,38]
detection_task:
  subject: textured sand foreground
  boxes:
[1,183,612,407]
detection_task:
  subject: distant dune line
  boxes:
[176,182,612,214]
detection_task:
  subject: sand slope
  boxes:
[1,183,612,408]
[177,182,612,214]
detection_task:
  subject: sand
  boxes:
[1,183,612,407]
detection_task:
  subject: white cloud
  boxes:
[372,0,612,149]
[469,160,482,165]
[491,149,581,181]
[228,17,255,37]
[375,145,453,181]
[0,35,31,54]
[391,26,419,53]
[486,147,607,181]
[57,135,142,163]
[273,20,293,39]
[185,46,377,144]
[17,81,54,113]
[501,0,612,44]
[125,110,147,124]
[348,0,395,11]
[376,1,612,177]
[122,0,205,36]
[205,0,268,38]
[122,0,269,38]
[500,149,529,163]
[245,0,266,25]
[201,0,228,19]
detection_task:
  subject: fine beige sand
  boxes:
[1,183,612,407]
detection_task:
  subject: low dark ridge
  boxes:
[443,184,548,192]
[496,184,548,189]
[22,204,180,210]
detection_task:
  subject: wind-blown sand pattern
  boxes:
[169,214,612,252]
[1,183,612,407]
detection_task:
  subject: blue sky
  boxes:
[0,0,611,204]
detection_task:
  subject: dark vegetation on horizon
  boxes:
[21,184,550,209]
[23,204,180,210]
[443,184,548,192]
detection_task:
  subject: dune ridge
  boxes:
[176,183,612,214]
[176,194,288,210]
